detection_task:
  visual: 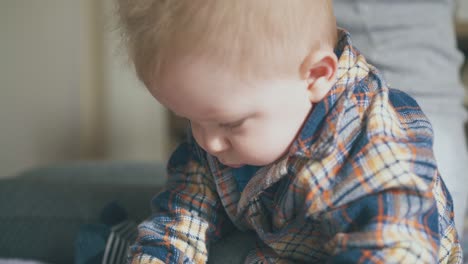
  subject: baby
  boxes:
[117,0,462,263]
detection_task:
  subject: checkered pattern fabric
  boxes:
[129,29,462,264]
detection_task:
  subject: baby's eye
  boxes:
[219,119,245,130]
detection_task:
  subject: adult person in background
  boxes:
[333,0,468,238]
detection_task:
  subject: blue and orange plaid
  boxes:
[129,29,462,264]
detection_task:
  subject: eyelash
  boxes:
[220,120,245,130]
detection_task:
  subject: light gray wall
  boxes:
[0,0,81,177]
[101,0,169,162]
[0,0,169,178]
[457,0,468,21]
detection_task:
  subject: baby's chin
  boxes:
[223,159,278,168]
[219,152,288,168]
[224,163,245,168]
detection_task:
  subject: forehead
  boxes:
[150,58,258,119]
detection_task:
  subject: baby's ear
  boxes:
[300,50,338,103]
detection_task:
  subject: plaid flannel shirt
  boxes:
[129,29,462,264]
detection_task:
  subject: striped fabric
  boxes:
[102,220,137,264]
[129,29,462,263]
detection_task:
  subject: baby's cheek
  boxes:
[237,136,287,165]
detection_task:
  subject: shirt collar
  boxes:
[289,28,372,160]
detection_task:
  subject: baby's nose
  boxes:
[204,134,230,154]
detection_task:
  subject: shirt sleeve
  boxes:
[129,140,232,264]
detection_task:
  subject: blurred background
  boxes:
[1,0,468,179]
[0,0,171,178]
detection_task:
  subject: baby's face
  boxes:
[150,58,313,167]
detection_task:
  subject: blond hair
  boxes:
[117,0,337,85]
